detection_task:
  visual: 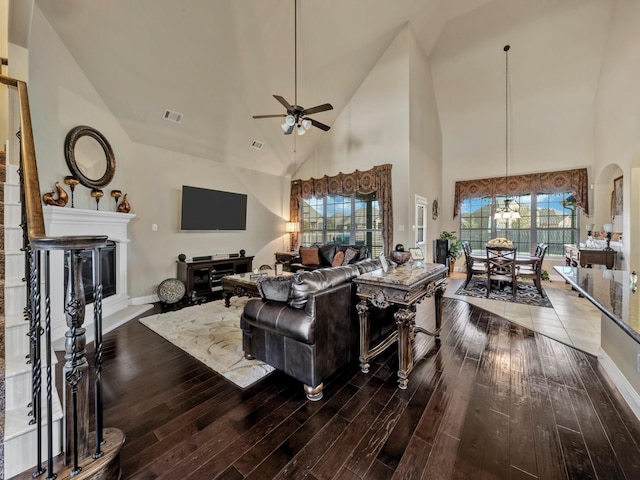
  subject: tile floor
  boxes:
[444,271,602,356]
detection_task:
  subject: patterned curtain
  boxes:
[290,164,393,254]
[453,167,589,217]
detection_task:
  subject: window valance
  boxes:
[453,167,589,217]
[290,164,393,254]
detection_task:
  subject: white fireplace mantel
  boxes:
[43,206,136,342]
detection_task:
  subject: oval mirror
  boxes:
[64,126,116,189]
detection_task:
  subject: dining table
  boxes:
[469,251,539,267]
[468,250,541,296]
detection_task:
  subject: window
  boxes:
[300,193,383,257]
[459,192,578,256]
[415,196,427,249]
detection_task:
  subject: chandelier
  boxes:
[494,45,520,221]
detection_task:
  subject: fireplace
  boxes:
[43,206,135,342]
[64,240,117,304]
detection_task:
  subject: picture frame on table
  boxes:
[409,248,424,261]
[378,253,389,273]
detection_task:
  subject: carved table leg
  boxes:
[223,290,233,308]
[395,307,416,390]
[434,282,446,335]
[356,300,370,373]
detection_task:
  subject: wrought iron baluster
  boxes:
[92,246,105,458]
[43,250,57,480]
[29,247,46,477]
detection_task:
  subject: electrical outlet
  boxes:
[152,224,158,232]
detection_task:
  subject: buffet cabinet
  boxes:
[177,256,254,298]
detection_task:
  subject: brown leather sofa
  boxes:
[240,258,394,401]
[289,244,370,272]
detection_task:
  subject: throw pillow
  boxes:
[342,247,359,265]
[332,251,345,267]
[256,275,293,303]
[357,245,370,260]
[318,244,337,265]
[299,246,320,266]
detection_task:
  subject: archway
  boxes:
[630,148,640,270]
[593,163,624,268]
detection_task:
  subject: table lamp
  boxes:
[603,223,613,250]
[285,221,300,252]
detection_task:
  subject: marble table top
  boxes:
[355,262,447,288]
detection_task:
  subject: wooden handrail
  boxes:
[1,74,46,239]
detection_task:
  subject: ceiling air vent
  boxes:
[250,140,264,150]
[162,109,183,124]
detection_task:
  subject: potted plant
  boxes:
[440,231,463,272]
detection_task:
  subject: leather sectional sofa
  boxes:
[240,258,396,401]
[289,243,370,272]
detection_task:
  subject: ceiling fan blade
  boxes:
[273,95,293,111]
[284,124,294,135]
[309,118,331,131]
[252,114,287,119]
[301,103,333,116]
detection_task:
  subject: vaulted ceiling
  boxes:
[32,0,611,177]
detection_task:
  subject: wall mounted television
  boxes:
[180,185,247,231]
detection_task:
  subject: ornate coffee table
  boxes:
[353,262,448,389]
[221,271,292,307]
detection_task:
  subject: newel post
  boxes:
[63,249,89,473]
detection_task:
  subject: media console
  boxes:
[177,256,254,300]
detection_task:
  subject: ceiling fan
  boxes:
[252,0,333,135]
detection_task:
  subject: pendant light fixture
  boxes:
[494,45,521,221]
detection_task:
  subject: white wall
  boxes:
[409,27,442,262]
[299,25,444,252]
[594,0,640,271]
[27,5,287,299]
[430,0,612,250]
[0,0,8,145]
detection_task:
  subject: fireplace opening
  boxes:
[64,240,117,304]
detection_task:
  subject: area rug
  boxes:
[139,297,274,388]
[455,278,554,308]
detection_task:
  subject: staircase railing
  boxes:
[2,70,124,478]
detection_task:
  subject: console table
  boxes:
[177,256,253,300]
[579,248,617,269]
[565,244,617,269]
[353,262,448,389]
[274,251,300,272]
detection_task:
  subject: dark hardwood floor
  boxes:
[63,298,640,478]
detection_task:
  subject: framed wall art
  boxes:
[613,175,623,215]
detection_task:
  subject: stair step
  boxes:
[3,181,21,203]
[4,200,21,226]
[5,352,59,410]
[4,396,63,478]
[6,162,19,184]
[5,225,24,251]
[4,250,26,281]
[4,281,26,316]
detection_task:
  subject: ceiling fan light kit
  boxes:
[253,0,333,135]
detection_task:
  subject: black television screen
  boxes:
[180,185,247,230]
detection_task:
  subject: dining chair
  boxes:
[486,246,518,300]
[518,243,548,295]
[462,241,487,288]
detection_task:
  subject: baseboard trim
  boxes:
[598,347,640,422]
[132,294,160,305]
